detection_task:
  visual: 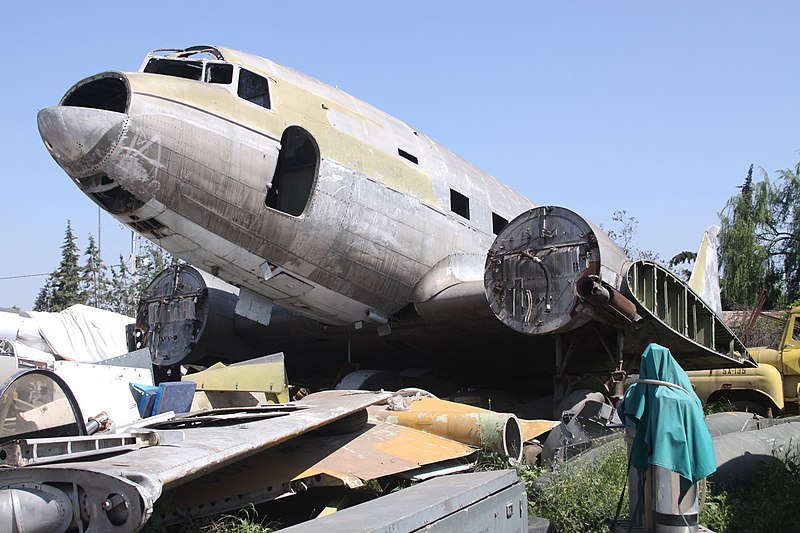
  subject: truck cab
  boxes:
[687,307,800,416]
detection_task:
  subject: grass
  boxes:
[524,436,629,532]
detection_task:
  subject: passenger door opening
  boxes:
[266,127,320,216]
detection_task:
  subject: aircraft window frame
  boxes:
[238,68,271,109]
[492,213,509,235]
[450,189,470,220]
[206,63,234,84]
[398,148,418,165]
[143,58,203,80]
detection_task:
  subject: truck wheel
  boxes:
[732,401,770,417]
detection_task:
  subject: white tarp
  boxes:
[0,304,134,362]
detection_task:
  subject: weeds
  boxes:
[701,449,800,532]
[525,436,629,532]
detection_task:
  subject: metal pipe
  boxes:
[576,275,639,323]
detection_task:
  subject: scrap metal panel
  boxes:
[279,469,527,532]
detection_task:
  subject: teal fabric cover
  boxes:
[620,343,716,495]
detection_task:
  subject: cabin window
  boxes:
[238,68,271,109]
[267,127,319,216]
[144,58,203,80]
[206,63,233,84]
[492,213,508,235]
[450,189,470,220]
[398,148,418,164]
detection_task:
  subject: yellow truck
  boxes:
[687,307,800,416]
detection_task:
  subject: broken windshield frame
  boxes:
[143,57,234,85]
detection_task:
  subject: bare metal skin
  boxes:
[38,46,752,390]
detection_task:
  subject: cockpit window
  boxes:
[144,58,203,80]
[141,55,272,110]
[206,63,233,84]
[238,68,271,109]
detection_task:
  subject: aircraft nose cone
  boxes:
[37,106,127,177]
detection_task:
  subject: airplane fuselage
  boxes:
[39,46,753,394]
[40,46,534,329]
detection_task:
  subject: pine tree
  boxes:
[48,221,84,312]
[81,235,112,309]
[33,274,55,311]
[109,254,136,317]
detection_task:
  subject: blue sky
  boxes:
[2,2,798,310]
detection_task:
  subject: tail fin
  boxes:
[689,225,723,315]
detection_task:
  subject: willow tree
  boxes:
[769,162,800,302]
[719,163,799,309]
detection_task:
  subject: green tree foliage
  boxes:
[107,241,174,317]
[33,275,55,312]
[668,250,698,281]
[109,255,137,317]
[35,222,173,317]
[134,241,172,300]
[769,163,800,302]
[719,163,799,309]
[81,235,111,309]
[34,221,84,312]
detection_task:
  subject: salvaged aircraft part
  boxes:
[688,225,724,316]
[184,353,290,409]
[0,367,87,444]
[136,264,271,368]
[704,413,800,440]
[369,396,524,461]
[393,394,558,443]
[0,391,391,531]
[622,260,754,369]
[485,205,635,336]
[541,396,621,465]
[0,429,183,467]
[49,359,153,430]
[0,483,74,533]
[335,369,403,391]
[485,206,755,373]
[92,347,152,369]
[279,469,527,533]
[0,337,55,364]
[704,411,766,437]
[0,465,158,532]
[711,421,800,487]
[155,420,476,524]
[373,409,522,461]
